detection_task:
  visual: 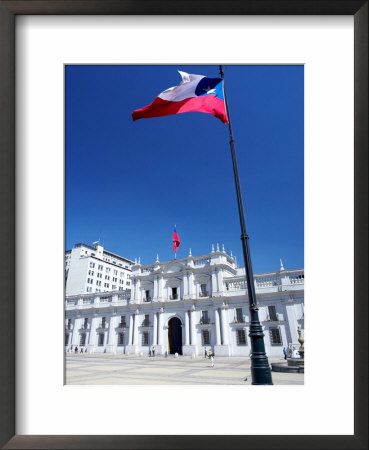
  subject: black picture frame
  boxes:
[0,1,367,449]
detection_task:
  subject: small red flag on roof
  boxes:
[172,226,180,252]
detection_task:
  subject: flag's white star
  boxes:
[203,85,216,95]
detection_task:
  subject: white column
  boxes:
[88,316,99,350]
[136,279,141,302]
[184,310,190,345]
[107,315,116,352]
[131,280,136,301]
[189,272,195,297]
[221,307,229,345]
[215,308,221,345]
[133,313,139,345]
[128,314,134,345]
[211,270,218,295]
[153,312,158,345]
[217,269,224,294]
[71,317,80,346]
[158,276,163,300]
[158,312,163,346]
[183,273,188,297]
[190,309,197,345]
[153,277,158,300]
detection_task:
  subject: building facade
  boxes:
[65,246,304,358]
[65,243,134,296]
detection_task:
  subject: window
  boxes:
[65,333,70,345]
[118,333,124,346]
[89,262,95,268]
[83,318,88,329]
[106,267,111,273]
[236,329,247,345]
[98,333,104,346]
[236,308,244,323]
[96,280,101,286]
[105,275,110,280]
[144,290,151,302]
[86,287,92,292]
[66,318,72,330]
[104,283,109,288]
[112,277,117,282]
[80,333,86,346]
[268,306,277,321]
[269,327,283,345]
[98,265,103,270]
[101,317,106,328]
[142,331,149,346]
[201,330,210,345]
[201,310,209,324]
[97,273,102,278]
[200,284,208,297]
[171,287,178,300]
[113,269,118,275]
[120,272,124,277]
[126,281,130,286]
[142,314,150,326]
[88,270,94,276]
[119,279,124,284]
[119,316,126,327]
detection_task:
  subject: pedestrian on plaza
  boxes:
[80,347,83,353]
[74,346,78,353]
[152,346,155,357]
[85,347,87,353]
[204,348,207,358]
[208,350,214,367]
[283,347,287,360]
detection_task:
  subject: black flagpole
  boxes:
[219,65,273,385]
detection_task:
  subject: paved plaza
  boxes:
[65,354,304,385]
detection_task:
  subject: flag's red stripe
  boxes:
[132,96,229,124]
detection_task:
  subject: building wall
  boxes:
[65,243,134,296]
[65,250,304,358]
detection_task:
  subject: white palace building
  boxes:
[65,244,304,358]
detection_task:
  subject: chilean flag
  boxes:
[132,71,229,124]
[172,226,180,252]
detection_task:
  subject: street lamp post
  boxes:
[220,65,273,385]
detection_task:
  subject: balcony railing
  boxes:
[234,318,246,324]
[170,294,178,300]
[143,296,151,302]
[117,323,127,328]
[141,320,150,327]
[98,323,107,329]
[199,318,210,325]
[199,292,209,297]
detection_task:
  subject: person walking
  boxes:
[204,348,207,358]
[74,346,78,354]
[283,347,287,360]
[208,349,214,367]
[152,346,155,357]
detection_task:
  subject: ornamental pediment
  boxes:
[162,261,186,274]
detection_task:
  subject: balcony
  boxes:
[79,325,89,331]
[98,323,107,329]
[143,296,151,302]
[199,291,209,298]
[117,323,127,328]
[170,294,178,300]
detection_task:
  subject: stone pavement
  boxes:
[65,354,304,385]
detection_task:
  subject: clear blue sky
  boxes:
[65,65,304,273]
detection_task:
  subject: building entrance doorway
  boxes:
[168,317,182,355]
